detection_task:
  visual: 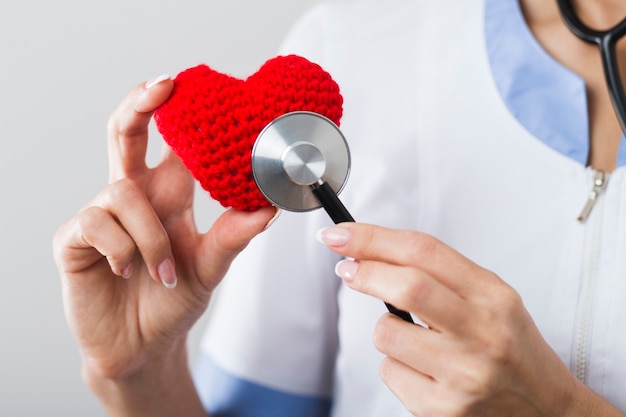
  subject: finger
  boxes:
[94,178,177,288]
[378,356,439,416]
[380,356,469,416]
[53,206,136,278]
[193,206,279,289]
[318,223,493,297]
[336,259,469,332]
[373,314,452,379]
[107,75,173,182]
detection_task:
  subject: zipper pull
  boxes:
[577,170,609,222]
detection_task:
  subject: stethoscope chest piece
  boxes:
[251,111,351,212]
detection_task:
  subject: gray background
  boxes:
[0,1,323,415]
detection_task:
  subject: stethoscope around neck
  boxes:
[558,0,626,135]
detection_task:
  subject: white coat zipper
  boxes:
[572,169,609,382]
[577,170,609,222]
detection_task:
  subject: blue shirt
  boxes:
[486,0,626,167]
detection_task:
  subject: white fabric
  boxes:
[201,0,626,414]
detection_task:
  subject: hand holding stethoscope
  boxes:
[252,112,415,323]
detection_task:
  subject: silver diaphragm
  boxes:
[251,111,351,212]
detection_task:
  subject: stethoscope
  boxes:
[558,0,626,134]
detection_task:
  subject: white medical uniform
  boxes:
[194,0,626,415]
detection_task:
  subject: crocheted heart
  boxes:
[154,55,343,211]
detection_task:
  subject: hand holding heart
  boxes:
[318,223,604,417]
[52,55,343,415]
[52,71,278,412]
[53,55,340,385]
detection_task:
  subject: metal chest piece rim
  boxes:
[251,111,351,212]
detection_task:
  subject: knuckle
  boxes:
[485,280,524,328]
[386,270,430,311]
[107,107,130,140]
[79,205,136,256]
[357,226,379,256]
[52,219,75,255]
[145,232,171,256]
[406,232,441,263]
[110,238,138,264]
[404,273,431,305]
[372,316,396,352]
[103,180,171,257]
[75,206,108,240]
[378,356,395,382]
[106,101,143,140]
[483,271,519,305]
[53,208,106,271]
[498,282,524,313]
[52,228,75,269]
[106,178,142,204]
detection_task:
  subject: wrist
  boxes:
[559,383,625,417]
[83,337,206,417]
[531,368,623,417]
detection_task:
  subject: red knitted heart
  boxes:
[154,55,343,211]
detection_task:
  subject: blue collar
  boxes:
[484,0,626,167]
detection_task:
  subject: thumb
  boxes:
[195,206,279,288]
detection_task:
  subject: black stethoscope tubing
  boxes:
[558,0,626,135]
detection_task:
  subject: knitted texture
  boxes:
[154,55,343,211]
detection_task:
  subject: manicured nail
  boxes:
[263,207,282,231]
[145,74,171,89]
[335,259,359,282]
[157,258,178,289]
[121,263,133,279]
[315,226,351,246]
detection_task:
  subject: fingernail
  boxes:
[145,74,171,89]
[121,263,133,279]
[157,258,178,289]
[335,259,359,282]
[315,226,351,246]
[263,207,282,231]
